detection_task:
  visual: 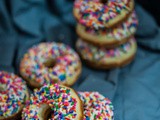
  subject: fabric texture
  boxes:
[0,0,160,120]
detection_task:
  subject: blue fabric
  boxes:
[0,0,160,119]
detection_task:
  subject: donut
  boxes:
[0,71,29,120]
[73,0,134,29]
[76,37,137,69]
[22,84,83,120]
[78,92,114,120]
[76,12,138,47]
[20,42,81,88]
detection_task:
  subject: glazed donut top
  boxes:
[0,71,27,117]
[22,84,81,119]
[79,92,114,120]
[74,0,133,29]
[20,42,80,86]
[83,12,138,40]
[77,38,135,61]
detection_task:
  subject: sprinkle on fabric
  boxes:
[20,42,80,86]
[22,84,78,120]
[78,92,114,120]
[0,71,27,117]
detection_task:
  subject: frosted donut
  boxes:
[20,42,81,88]
[78,92,114,120]
[0,71,29,120]
[76,37,137,69]
[76,12,138,47]
[22,84,83,120]
[74,0,134,29]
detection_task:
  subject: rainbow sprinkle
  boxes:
[79,92,114,120]
[74,0,132,29]
[76,38,135,61]
[83,12,138,40]
[0,71,27,117]
[20,42,80,86]
[22,84,78,120]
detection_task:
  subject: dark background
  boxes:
[137,0,160,26]
[0,0,160,120]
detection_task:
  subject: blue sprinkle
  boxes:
[0,111,3,115]
[52,71,57,75]
[59,74,66,81]
[86,116,90,120]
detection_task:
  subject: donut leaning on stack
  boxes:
[20,42,82,88]
[0,71,29,120]
[73,0,138,69]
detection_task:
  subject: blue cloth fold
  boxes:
[0,0,159,120]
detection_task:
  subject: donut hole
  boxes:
[41,104,52,119]
[100,0,107,4]
[45,110,52,120]
[44,58,56,68]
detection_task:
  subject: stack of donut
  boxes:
[74,0,138,69]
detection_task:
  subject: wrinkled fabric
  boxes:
[0,0,160,120]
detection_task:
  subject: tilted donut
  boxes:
[78,92,114,120]
[74,0,134,29]
[20,42,81,88]
[22,84,83,120]
[0,71,29,120]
